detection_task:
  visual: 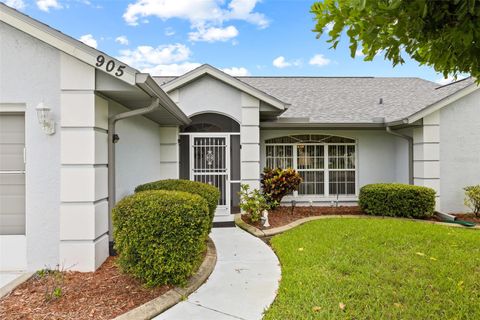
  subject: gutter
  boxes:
[386,126,414,184]
[107,74,190,243]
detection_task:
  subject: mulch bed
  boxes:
[0,257,171,320]
[241,205,365,229]
[451,213,480,224]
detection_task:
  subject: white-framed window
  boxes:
[265,134,356,196]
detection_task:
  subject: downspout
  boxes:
[386,126,414,184]
[107,98,160,242]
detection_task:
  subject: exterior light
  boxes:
[36,102,55,135]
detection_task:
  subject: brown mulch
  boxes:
[0,257,172,320]
[242,205,365,229]
[451,213,480,224]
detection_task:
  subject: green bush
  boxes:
[261,168,302,208]
[112,190,211,287]
[464,185,480,217]
[239,184,270,222]
[359,183,436,218]
[135,179,220,226]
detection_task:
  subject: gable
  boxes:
[0,3,137,85]
[161,64,288,112]
[174,75,242,122]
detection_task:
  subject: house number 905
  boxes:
[96,55,126,77]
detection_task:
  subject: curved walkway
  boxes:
[155,227,281,320]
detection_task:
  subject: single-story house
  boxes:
[1,3,479,273]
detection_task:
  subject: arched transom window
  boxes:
[265,135,356,196]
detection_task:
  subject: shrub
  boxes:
[464,185,480,217]
[113,190,211,287]
[261,168,302,207]
[135,179,220,228]
[239,184,270,222]
[359,183,436,218]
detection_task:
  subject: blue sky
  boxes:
[3,0,453,83]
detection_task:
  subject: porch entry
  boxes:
[190,134,230,215]
[179,113,241,217]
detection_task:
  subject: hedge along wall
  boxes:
[135,179,220,229]
[112,190,211,287]
[359,183,436,218]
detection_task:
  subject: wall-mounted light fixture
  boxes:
[36,102,55,135]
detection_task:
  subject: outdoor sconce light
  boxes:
[36,102,55,135]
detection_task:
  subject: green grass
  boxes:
[265,218,480,320]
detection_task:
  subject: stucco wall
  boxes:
[440,89,480,212]
[260,129,409,199]
[176,75,242,122]
[0,22,61,270]
[109,101,162,202]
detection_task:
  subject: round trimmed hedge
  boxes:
[359,183,436,218]
[112,190,210,287]
[135,179,220,225]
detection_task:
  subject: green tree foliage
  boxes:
[311,0,480,79]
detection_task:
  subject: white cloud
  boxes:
[222,66,250,76]
[165,27,175,36]
[79,34,98,48]
[273,56,290,68]
[123,0,268,27]
[309,54,331,67]
[117,43,192,69]
[115,35,129,46]
[324,22,334,32]
[272,56,301,69]
[142,62,202,76]
[355,49,365,57]
[436,74,468,85]
[4,0,26,10]
[36,0,62,12]
[189,25,239,42]
[227,0,269,29]
[123,0,268,42]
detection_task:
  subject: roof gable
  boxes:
[160,64,289,111]
[0,3,137,85]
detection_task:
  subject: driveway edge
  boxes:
[114,237,217,320]
[0,272,35,299]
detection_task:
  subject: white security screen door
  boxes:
[190,135,230,215]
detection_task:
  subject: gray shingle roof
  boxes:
[154,75,475,124]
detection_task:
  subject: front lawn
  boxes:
[265,218,480,319]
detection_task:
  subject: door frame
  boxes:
[189,133,231,216]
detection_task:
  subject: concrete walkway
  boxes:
[155,227,281,320]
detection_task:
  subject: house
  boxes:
[1,3,479,273]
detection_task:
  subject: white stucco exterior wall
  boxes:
[0,22,61,271]
[439,89,480,212]
[175,75,242,122]
[109,101,163,202]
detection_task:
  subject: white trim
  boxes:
[407,83,479,123]
[189,133,231,215]
[162,65,288,111]
[0,103,26,113]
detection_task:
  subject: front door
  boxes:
[190,135,230,216]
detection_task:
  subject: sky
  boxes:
[2,0,457,83]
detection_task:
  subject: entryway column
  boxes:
[159,126,180,179]
[413,111,441,210]
[59,53,109,271]
[240,93,260,190]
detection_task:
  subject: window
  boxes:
[265,135,356,196]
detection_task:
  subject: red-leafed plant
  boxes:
[261,168,302,208]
